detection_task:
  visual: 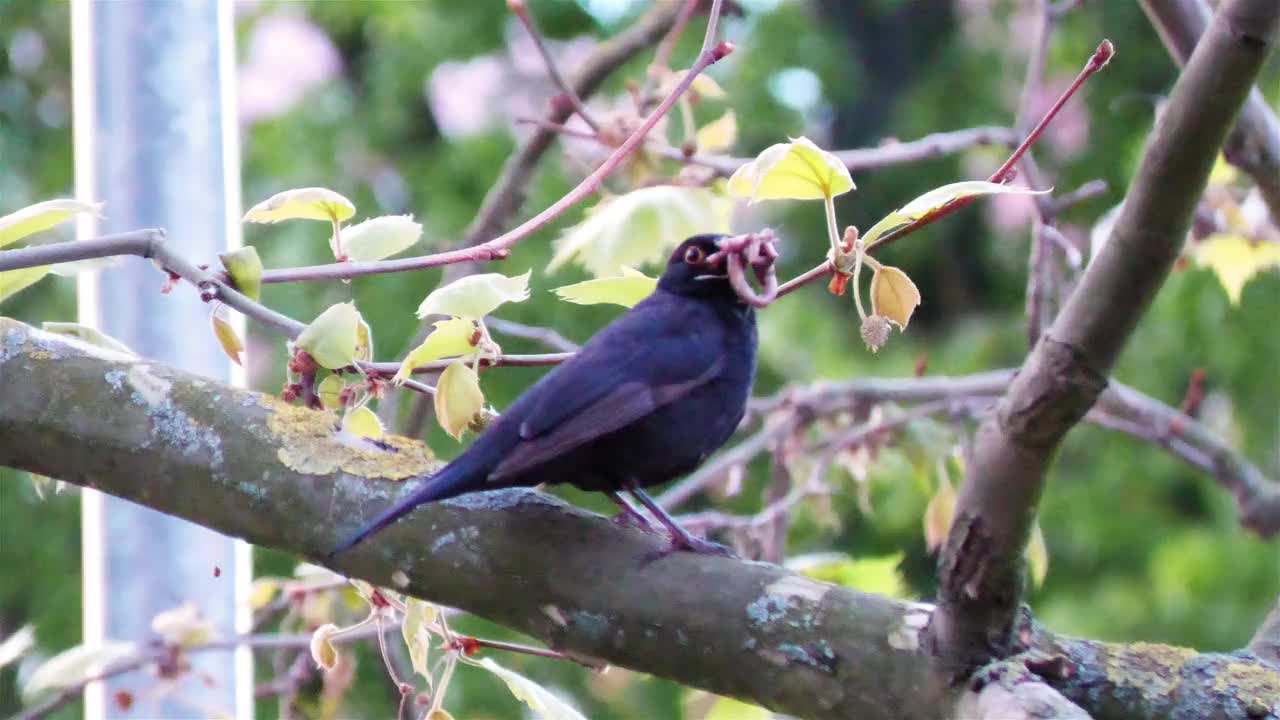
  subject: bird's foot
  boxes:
[611,509,655,532]
[640,534,737,565]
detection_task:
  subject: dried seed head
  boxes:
[861,314,891,353]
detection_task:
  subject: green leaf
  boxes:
[309,623,341,671]
[317,375,345,409]
[0,198,103,248]
[22,642,137,701]
[435,360,485,440]
[416,271,531,320]
[1193,233,1280,304]
[295,302,363,370]
[862,181,1050,247]
[340,215,423,261]
[394,317,478,383]
[1027,522,1049,588]
[402,598,437,682]
[726,136,855,202]
[552,267,657,307]
[788,552,909,599]
[210,309,245,366]
[870,265,921,330]
[472,657,588,720]
[695,111,737,153]
[0,625,35,671]
[150,603,213,648]
[218,246,263,301]
[0,267,51,305]
[705,696,772,720]
[343,406,384,440]
[549,186,732,277]
[923,480,956,553]
[242,187,355,224]
[42,322,135,356]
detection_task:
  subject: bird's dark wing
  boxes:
[489,298,724,481]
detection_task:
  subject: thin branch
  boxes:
[485,317,579,353]
[650,0,701,75]
[509,0,599,132]
[1140,0,1280,224]
[679,126,1021,176]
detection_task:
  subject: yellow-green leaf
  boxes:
[1208,154,1238,186]
[788,552,909,599]
[862,181,1050,247]
[150,603,213,648]
[316,375,344,409]
[870,265,921,330]
[1027,522,1049,588]
[695,111,737,153]
[22,642,137,701]
[416,271,530,320]
[401,598,437,682]
[218,246,263,301]
[340,214,423,262]
[355,314,374,363]
[658,69,726,101]
[923,481,956,553]
[552,267,657,308]
[0,199,103,248]
[427,711,455,720]
[343,406,384,440]
[243,187,355,224]
[248,578,281,611]
[295,302,362,370]
[309,623,341,671]
[1193,233,1280,304]
[726,136,855,202]
[394,317,477,383]
[473,657,588,720]
[549,186,732,277]
[210,309,245,366]
[0,266,52,306]
[705,697,771,720]
[435,360,484,440]
[42,322,135,356]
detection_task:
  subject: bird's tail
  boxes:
[328,455,484,558]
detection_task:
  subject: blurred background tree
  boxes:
[1,1,1276,718]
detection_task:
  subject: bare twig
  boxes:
[509,0,599,132]
[650,0,701,76]
[485,317,579,352]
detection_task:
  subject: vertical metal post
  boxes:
[71,1,251,717]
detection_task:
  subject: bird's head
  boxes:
[658,234,737,300]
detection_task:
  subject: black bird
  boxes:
[330,234,757,557]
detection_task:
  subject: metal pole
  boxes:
[71,1,251,717]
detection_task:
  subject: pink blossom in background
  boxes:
[238,12,341,124]
[426,19,599,139]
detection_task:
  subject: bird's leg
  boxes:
[606,491,656,532]
[626,486,735,559]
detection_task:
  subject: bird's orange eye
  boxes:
[683,246,706,265]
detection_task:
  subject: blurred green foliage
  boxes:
[1,1,1277,718]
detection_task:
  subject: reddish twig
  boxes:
[509,0,599,132]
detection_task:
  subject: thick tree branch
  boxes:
[1140,0,1280,224]
[4,320,1277,720]
[929,0,1279,676]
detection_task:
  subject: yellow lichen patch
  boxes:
[1215,661,1280,708]
[1103,641,1197,698]
[259,394,435,479]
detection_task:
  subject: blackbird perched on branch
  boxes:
[331,234,758,558]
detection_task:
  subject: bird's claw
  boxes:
[639,534,737,566]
